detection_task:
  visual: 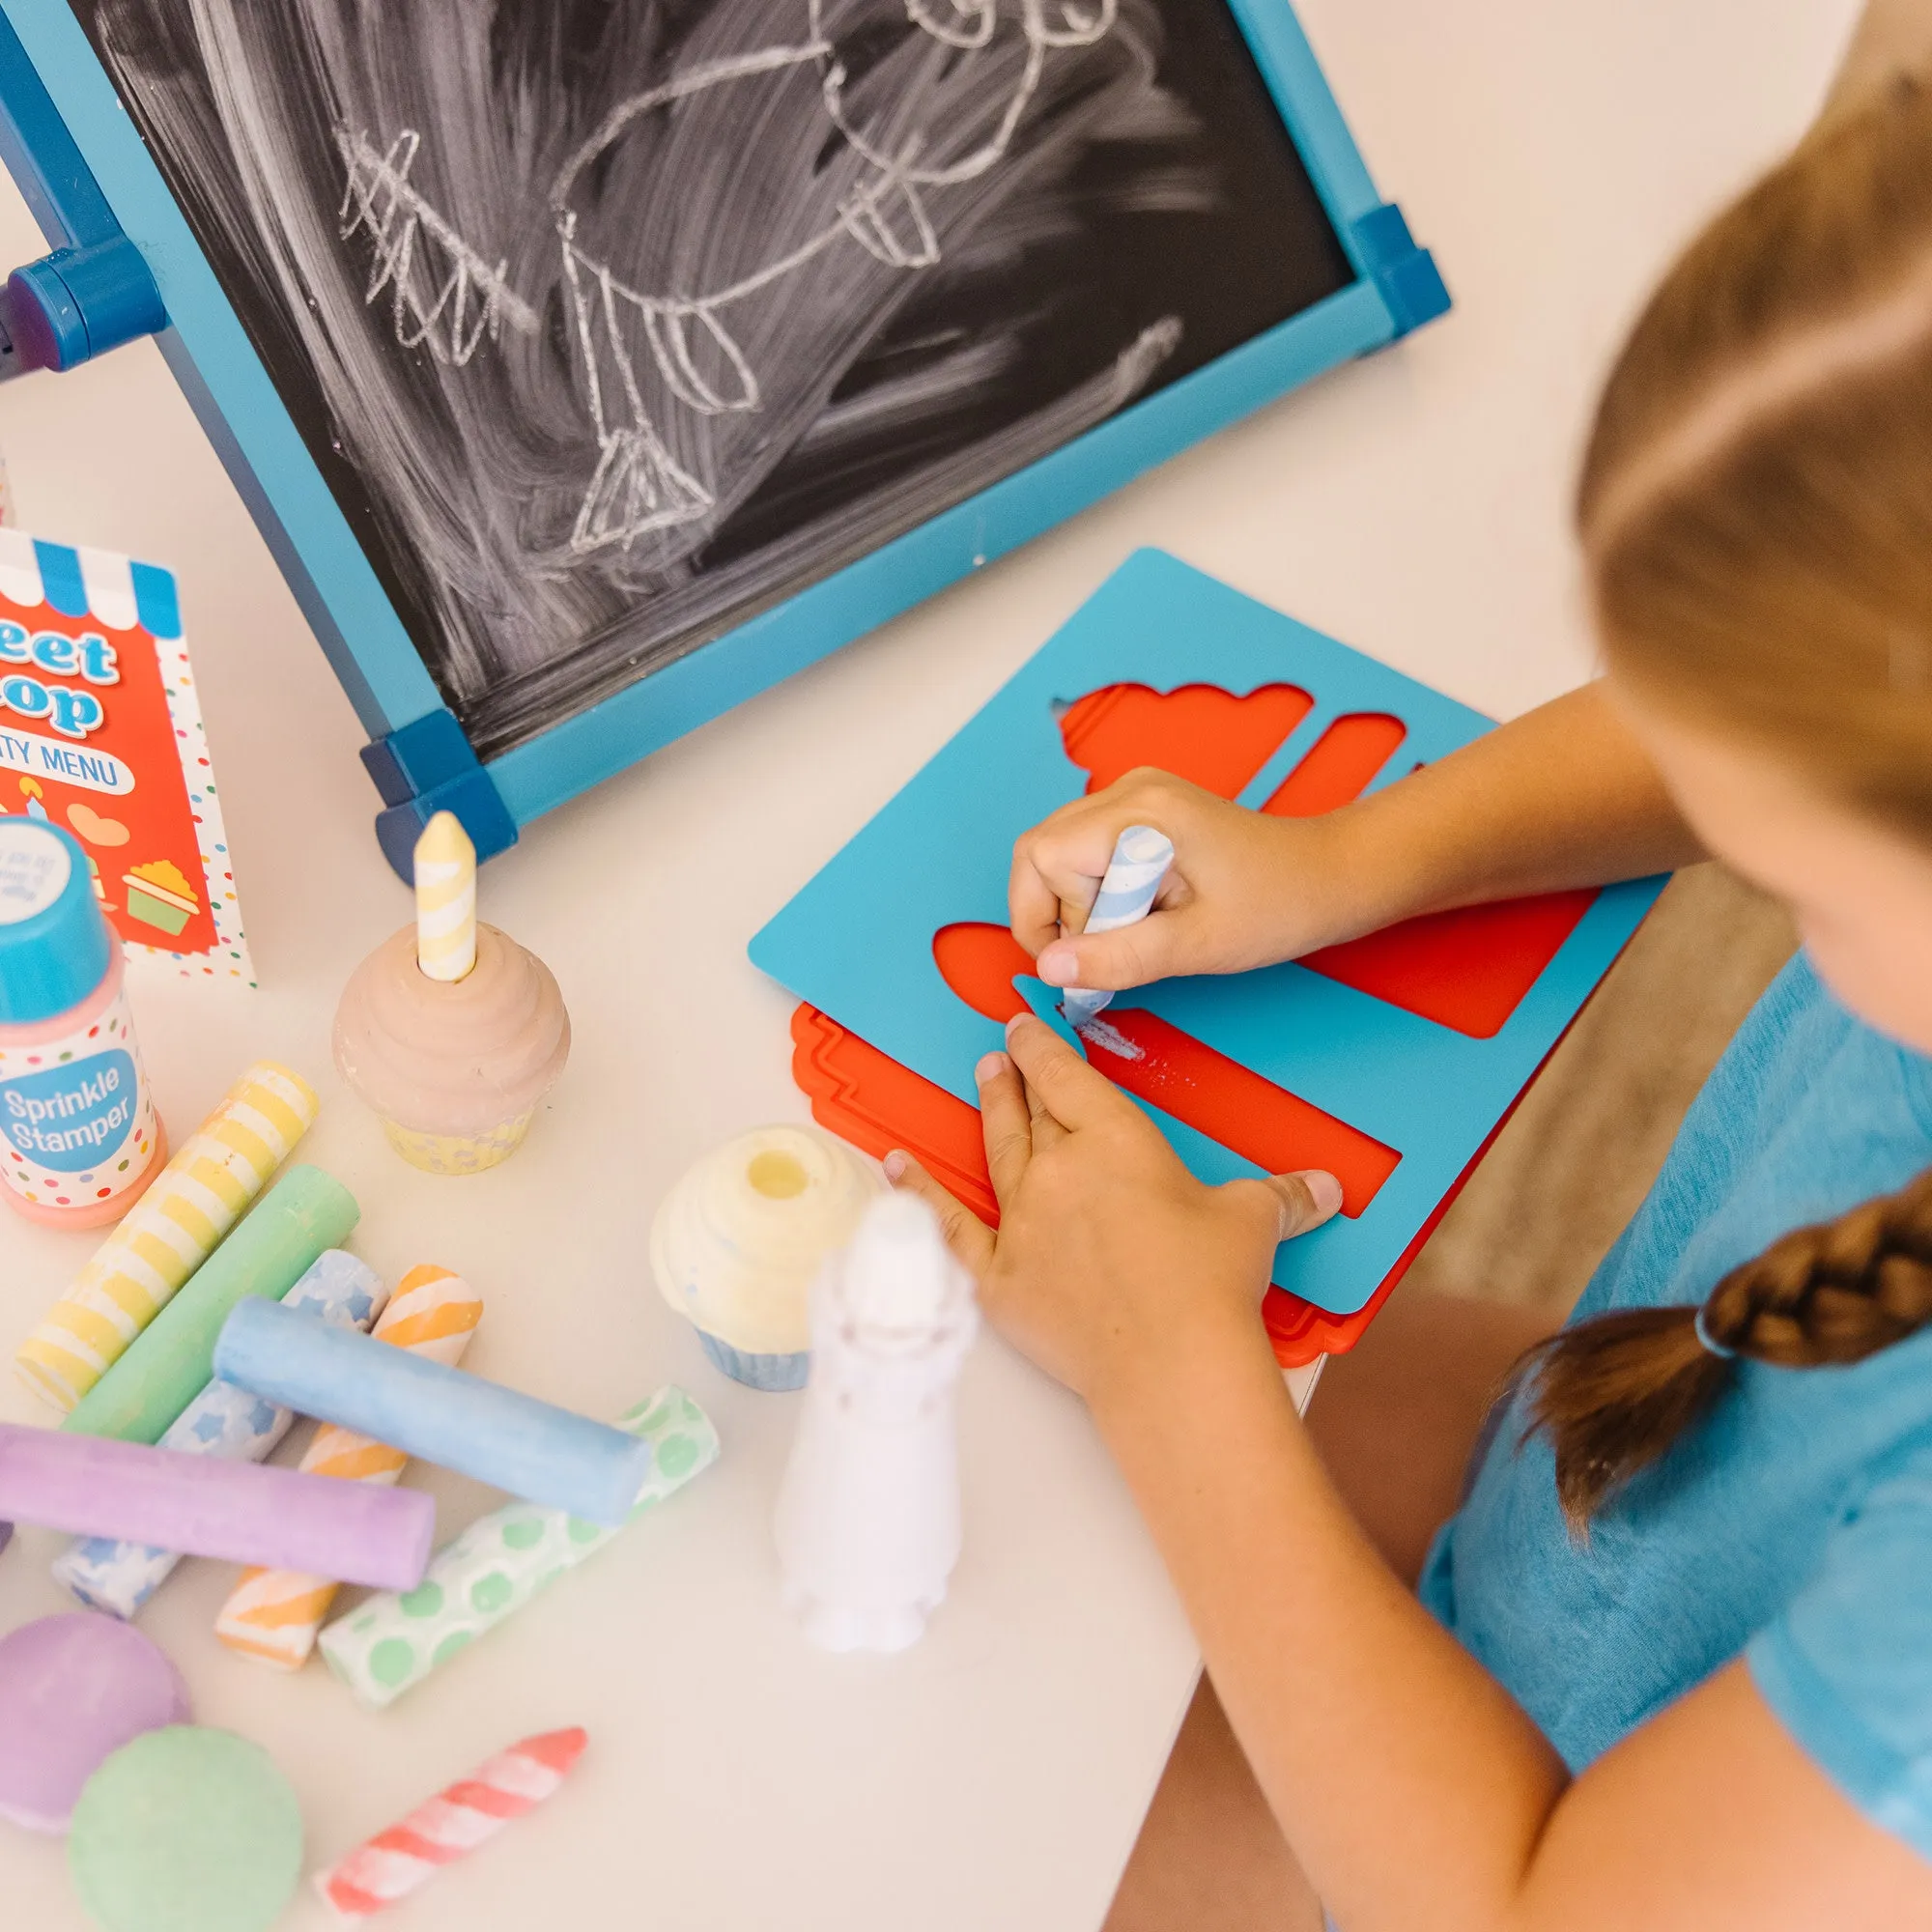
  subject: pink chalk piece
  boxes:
[0,1423,434,1591]
[0,1613,189,1833]
[315,1728,588,1923]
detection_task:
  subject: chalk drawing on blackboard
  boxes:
[80,0,1355,758]
[335,128,541,367]
[529,0,1138,554]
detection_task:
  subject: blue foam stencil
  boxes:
[751,550,1662,1315]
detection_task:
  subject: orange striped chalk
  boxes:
[214,1264,481,1667]
[314,1729,586,1922]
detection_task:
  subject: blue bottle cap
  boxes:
[0,820,112,1024]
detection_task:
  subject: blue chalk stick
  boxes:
[212,1301,654,1526]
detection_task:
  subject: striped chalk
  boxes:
[52,1251,386,1619]
[15,1064,319,1412]
[1061,826,1176,1027]
[215,1265,483,1668]
[313,1728,587,1923]
[412,811,476,983]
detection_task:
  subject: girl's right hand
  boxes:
[1010,767,1367,994]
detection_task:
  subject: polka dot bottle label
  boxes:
[0,986,156,1213]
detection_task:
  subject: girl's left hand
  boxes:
[885,1012,1342,1409]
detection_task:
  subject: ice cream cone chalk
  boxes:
[334,812,570,1174]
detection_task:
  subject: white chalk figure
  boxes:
[773,1190,979,1653]
[548,0,1125,554]
[331,0,1130,556]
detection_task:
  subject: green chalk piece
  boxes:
[64,1166,358,1445]
[68,1726,301,1932]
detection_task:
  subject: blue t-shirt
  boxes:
[1418,952,1932,1857]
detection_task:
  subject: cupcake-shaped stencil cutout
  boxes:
[334,813,569,1173]
[651,1124,883,1389]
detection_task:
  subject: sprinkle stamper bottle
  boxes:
[0,821,165,1225]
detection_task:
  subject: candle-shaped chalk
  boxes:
[0,1425,434,1588]
[412,811,476,984]
[213,1299,652,1525]
[1060,825,1176,1027]
[216,1265,483,1667]
[335,817,567,1174]
[313,1728,587,1924]
[53,1252,387,1620]
[774,1192,978,1654]
[15,1063,319,1412]
[63,1164,359,1445]
[320,1387,717,1707]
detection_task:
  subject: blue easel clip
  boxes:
[0,11,163,376]
[361,710,520,882]
[1349,202,1451,339]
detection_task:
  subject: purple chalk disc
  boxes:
[0,1613,190,1833]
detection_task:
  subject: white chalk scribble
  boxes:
[549,0,1125,553]
[1072,1013,1146,1061]
[101,0,1223,753]
[336,127,540,365]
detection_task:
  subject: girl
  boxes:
[888,21,1932,1931]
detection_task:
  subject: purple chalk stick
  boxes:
[0,1613,189,1832]
[0,1423,433,1590]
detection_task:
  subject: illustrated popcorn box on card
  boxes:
[0,531,249,982]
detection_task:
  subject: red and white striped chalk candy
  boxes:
[314,1728,587,1923]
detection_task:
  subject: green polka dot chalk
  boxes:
[68,1728,302,1932]
[319,1385,719,1706]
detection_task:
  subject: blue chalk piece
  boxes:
[213,1300,654,1526]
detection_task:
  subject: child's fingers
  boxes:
[1219,1169,1344,1258]
[883,1151,997,1278]
[1009,795,1160,952]
[1003,1013,1134,1132]
[973,1051,1036,1203]
[1035,903,1192,991]
[1009,830,1102,957]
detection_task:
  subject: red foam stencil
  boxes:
[1298,893,1599,1039]
[1262,712,1407,817]
[1059,682,1312,798]
[786,678,1607,1363]
[932,922,1398,1216]
[1078,1009,1398,1216]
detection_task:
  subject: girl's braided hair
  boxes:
[1525,1169,1932,1527]
[1530,76,1932,1522]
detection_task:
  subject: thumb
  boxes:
[1035,909,1195,993]
[1221,1168,1344,1248]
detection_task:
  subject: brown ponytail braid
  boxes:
[1524,1167,1932,1528]
[1534,75,1932,1531]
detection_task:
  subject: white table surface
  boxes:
[0,4,1860,1926]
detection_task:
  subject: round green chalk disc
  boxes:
[68,1727,302,1932]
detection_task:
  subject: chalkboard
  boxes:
[63,0,1360,764]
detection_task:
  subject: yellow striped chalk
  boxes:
[214,1264,482,1668]
[412,810,476,982]
[14,1063,319,1412]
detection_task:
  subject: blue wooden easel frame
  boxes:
[0,0,1447,873]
